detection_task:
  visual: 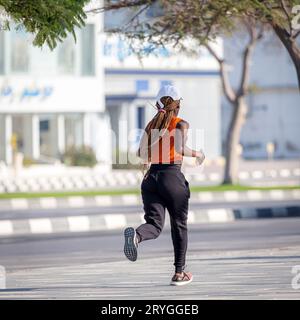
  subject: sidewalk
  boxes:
[1,246,300,299]
[1,160,299,193]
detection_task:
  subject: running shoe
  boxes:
[123,227,138,262]
[170,271,193,286]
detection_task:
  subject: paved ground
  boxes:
[177,159,300,187]
[0,218,300,299]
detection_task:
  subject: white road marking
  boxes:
[122,194,139,205]
[280,169,291,178]
[292,189,300,200]
[293,168,300,176]
[68,216,90,232]
[0,220,13,235]
[239,171,250,179]
[209,173,220,181]
[10,198,28,210]
[224,191,239,201]
[194,174,205,182]
[268,170,278,178]
[269,190,284,200]
[68,196,85,208]
[95,195,112,206]
[247,190,263,200]
[0,265,5,289]
[139,213,145,223]
[252,171,263,179]
[188,211,195,223]
[104,214,127,230]
[198,192,213,202]
[29,218,53,234]
[207,209,234,223]
[39,197,57,209]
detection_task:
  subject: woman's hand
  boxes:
[195,150,205,166]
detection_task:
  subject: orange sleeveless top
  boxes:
[150,116,183,164]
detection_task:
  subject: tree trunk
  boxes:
[223,98,248,184]
[206,20,259,185]
[273,25,300,91]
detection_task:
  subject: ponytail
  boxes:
[143,96,180,163]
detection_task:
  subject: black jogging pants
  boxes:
[136,163,190,273]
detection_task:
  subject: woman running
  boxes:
[123,85,205,286]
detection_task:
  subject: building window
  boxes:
[160,80,173,87]
[0,31,4,74]
[137,106,145,129]
[81,24,95,76]
[11,29,29,73]
[58,35,75,75]
[40,120,49,132]
[136,80,149,92]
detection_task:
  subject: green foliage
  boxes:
[103,0,299,57]
[62,145,97,167]
[1,0,298,50]
[0,0,89,49]
[1,185,300,199]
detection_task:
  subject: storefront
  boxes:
[0,13,223,167]
[0,14,112,166]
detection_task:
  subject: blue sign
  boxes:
[0,85,54,100]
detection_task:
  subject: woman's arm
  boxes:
[175,120,205,163]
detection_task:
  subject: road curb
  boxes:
[0,189,299,211]
[0,207,299,239]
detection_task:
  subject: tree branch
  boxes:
[205,44,236,104]
[279,0,292,35]
[85,0,155,14]
[273,23,300,61]
[273,23,300,89]
[238,21,263,96]
[123,2,152,31]
[205,43,222,63]
[292,29,300,40]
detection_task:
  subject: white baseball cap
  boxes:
[155,85,182,109]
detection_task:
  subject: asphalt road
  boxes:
[0,218,300,299]
[0,217,299,270]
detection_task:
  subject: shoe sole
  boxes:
[124,227,137,262]
[170,276,193,286]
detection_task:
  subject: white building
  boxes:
[0,4,223,168]
[222,31,300,159]
[103,34,222,161]
[0,12,111,166]
[103,9,222,162]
